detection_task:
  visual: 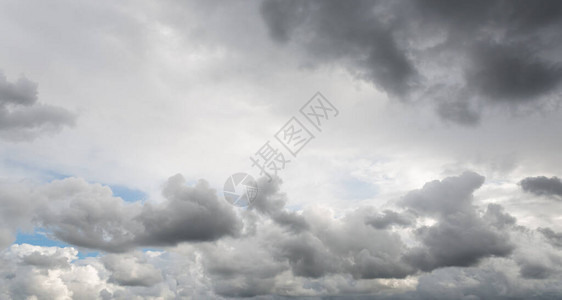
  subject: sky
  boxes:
[1,0,562,299]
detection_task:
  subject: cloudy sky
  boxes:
[1,0,562,299]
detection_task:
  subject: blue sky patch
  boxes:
[15,229,99,259]
[108,185,147,202]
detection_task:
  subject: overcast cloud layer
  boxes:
[1,0,562,299]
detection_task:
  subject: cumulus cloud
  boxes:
[102,252,163,287]
[1,172,562,298]
[250,177,309,233]
[135,175,242,246]
[260,0,562,125]
[0,71,75,141]
[400,172,514,271]
[196,172,536,297]
[520,176,562,198]
[45,175,241,252]
[1,172,562,299]
[0,244,189,299]
[0,174,241,253]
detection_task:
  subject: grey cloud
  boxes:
[0,245,79,299]
[0,104,75,130]
[259,0,308,44]
[467,42,562,102]
[103,252,163,287]
[251,177,309,233]
[436,99,481,126]
[0,244,187,299]
[134,175,242,246]
[538,227,562,248]
[412,266,515,300]
[400,171,485,217]
[3,241,559,300]
[260,0,562,125]
[273,232,342,278]
[401,172,514,271]
[0,72,75,141]
[366,209,414,230]
[21,250,71,269]
[0,174,241,253]
[201,237,289,298]
[406,217,513,271]
[0,73,37,106]
[423,1,562,123]
[483,203,517,229]
[36,175,242,252]
[38,179,144,253]
[520,176,562,198]
[198,182,417,298]
[519,261,552,279]
[0,180,43,249]
[272,206,416,280]
[410,242,562,300]
[4,172,517,291]
[198,173,558,298]
[3,172,562,298]
[261,0,418,97]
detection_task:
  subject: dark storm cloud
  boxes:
[467,42,562,102]
[520,176,562,198]
[0,72,75,140]
[260,0,562,125]
[261,0,418,97]
[400,172,514,271]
